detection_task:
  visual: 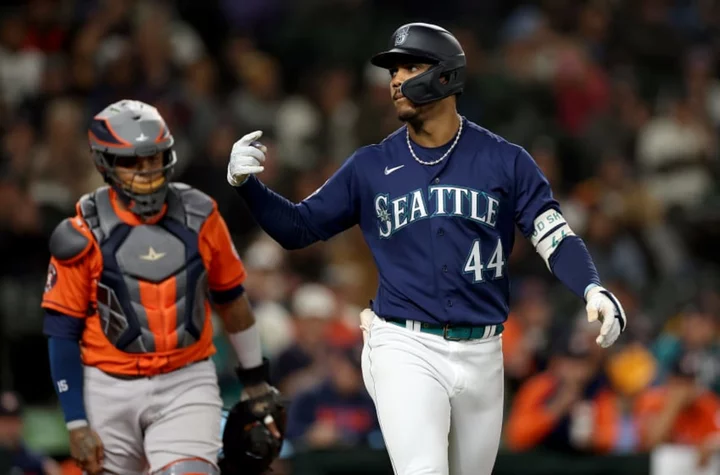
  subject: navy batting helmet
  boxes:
[88,100,177,219]
[371,23,466,105]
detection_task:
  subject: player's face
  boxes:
[114,152,166,194]
[389,63,432,121]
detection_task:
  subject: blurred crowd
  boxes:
[2,0,720,472]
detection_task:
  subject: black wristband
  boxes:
[235,358,270,385]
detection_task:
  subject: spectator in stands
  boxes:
[502,278,554,392]
[2,0,720,468]
[284,338,381,451]
[635,349,720,466]
[0,390,61,475]
[636,86,716,212]
[270,283,337,398]
[652,299,720,395]
[505,323,607,453]
[581,204,651,295]
[0,9,45,111]
[594,341,657,454]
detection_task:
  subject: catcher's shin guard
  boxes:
[154,457,219,475]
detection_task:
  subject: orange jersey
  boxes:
[505,373,641,453]
[635,387,720,447]
[42,185,245,376]
[505,372,560,451]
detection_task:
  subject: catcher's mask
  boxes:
[88,99,177,219]
[371,22,466,105]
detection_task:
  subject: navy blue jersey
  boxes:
[240,117,562,326]
[294,118,557,326]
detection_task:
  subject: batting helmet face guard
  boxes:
[371,23,466,105]
[88,100,177,219]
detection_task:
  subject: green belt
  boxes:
[386,318,504,341]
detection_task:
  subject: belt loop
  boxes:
[414,321,421,332]
[488,325,495,338]
[482,326,490,339]
[406,320,412,330]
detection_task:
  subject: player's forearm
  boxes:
[548,236,601,299]
[235,176,321,250]
[44,311,88,428]
[216,293,263,370]
[47,337,87,428]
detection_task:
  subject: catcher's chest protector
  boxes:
[79,184,213,353]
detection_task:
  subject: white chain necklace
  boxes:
[406,115,463,166]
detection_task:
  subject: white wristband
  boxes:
[228,324,263,369]
[66,419,89,430]
[531,210,575,269]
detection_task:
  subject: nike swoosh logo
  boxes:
[384,165,405,175]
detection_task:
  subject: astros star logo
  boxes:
[139,247,165,261]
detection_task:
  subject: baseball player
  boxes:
[226,23,627,475]
[41,100,282,475]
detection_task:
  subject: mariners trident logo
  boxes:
[395,26,410,46]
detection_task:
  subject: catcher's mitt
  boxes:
[219,360,287,475]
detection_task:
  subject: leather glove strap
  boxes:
[235,358,270,386]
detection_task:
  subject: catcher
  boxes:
[41,100,285,475]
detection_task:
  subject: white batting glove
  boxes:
[227,130,267,186]
[585,285,627,348]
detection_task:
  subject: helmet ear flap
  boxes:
[91,150,111,181]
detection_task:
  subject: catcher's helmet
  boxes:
[88,100,177,219]
[371,23,466,105]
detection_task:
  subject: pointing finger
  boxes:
[239,130,263,146]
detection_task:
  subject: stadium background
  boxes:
[1,0,720,473]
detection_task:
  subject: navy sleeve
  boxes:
[548,236,601,299]
[512,147,560,238]
[512,147,600,299]
[43,309,85,339]
[210,284,245,305]
[44,311,87,424]
[235,153,360,249]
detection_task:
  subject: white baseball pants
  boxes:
[361,314,504,475]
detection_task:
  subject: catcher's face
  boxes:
[114,152,166,194]
[390,63,432,121]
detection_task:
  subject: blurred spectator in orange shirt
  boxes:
[636,349,720,465]
[502,278,554,392]
[593,341,658,454]
[505,323,606,453]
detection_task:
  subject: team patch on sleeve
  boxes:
[531,209,575,267]
[44,263,58,293]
